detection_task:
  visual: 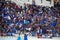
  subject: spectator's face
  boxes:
[10,29,13,32]
[23,15,27,20]
[15,12,19,17]
[27,10,31,14]
[7,11,10,14]
[37,18,40,22]
[8,26,11,29]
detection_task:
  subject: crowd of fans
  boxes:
[0,1,60,38]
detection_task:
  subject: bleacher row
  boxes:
[0,1,60,38]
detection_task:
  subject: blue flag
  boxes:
[17,34,21,40]
[24,34,28,40]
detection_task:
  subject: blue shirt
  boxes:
[24,20,29,25]
[50,22,56,27]
[24,34,28,40]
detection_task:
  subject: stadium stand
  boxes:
[0,1,60,38]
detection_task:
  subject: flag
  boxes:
[24,34,28,40]
[17,34,21,40]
